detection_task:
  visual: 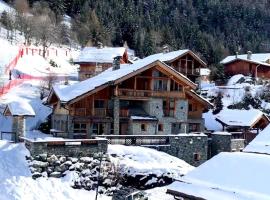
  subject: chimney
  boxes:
[112,56,122,70]
[247,51,252,60]
[235,52,238,58]
[97,41,103,49]
[162,45,169,53]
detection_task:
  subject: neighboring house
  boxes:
[145,49,209,84]
[167,125,270,200]
[221,52,270,79]
[215,109,269,143]
[47,56,212,139]
[74,46,129,81]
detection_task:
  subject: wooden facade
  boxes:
[224,60,270,79]
[49,61,211,138]
[165,51,207,83]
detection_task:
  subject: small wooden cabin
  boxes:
[74,46,129,81]
[221,52,270,79]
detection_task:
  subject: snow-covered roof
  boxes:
[4,101,35,117]
[215,109,268,127]
[74,47,126,63]
[244,124,270,155]
[0,0,14,13]
[145,49,206,66]
[51,56,196,103]
[220,53,270,66]
[167,152,270,200]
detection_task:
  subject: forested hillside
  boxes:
[3,0,270,66]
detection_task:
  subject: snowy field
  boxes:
[0,140,192,200]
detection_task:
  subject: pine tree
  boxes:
[213,92,223,114]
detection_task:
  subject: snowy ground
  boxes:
[0,140,192,200]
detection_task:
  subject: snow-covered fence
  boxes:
[0,79,24,96]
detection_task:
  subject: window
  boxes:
[158,124,163,131]
[154,80,167,91]
[189,104,193,111]
[94,100,105,108]
[141,124,146,131]
[194,153,201,161]
[73,123,87,133]
[92,123,105,135]
[189,123,199,132]
[170,80,183,91]
[163,99,175,117]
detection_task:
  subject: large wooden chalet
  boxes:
[74,46,129,81]
[221,52,270,79]
[48,56,212,139]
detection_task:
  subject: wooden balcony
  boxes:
[118,89,185,99]
[73,108,112,117]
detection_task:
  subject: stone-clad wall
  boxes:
[211,133,232,156]
[167,134,208,166]
[25,139,108,157]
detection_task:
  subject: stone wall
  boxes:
[231,139,245,152]
[168,134,208,166]
[210,133,232,157]
[25,138,108,157]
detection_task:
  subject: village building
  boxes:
[215,109,270,143]
[221,52,270,79]
[47,56,212,139]
[74,45,129,81]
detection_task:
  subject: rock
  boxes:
[59,156,66,163]
[80,157,92,163]
[75,162,85,171]
[34,155,41,161]
[81,169,91,177]
[64,161,72,167]
[39,154,48,162]
[47,155,58,164]
[50,172,62,178]
[42,171,48,178]
[25,155,33,161]
[68,157,78,163]
[32,172,42,179]
[47,167,54,174]
[55,164,68,172]
[69,165,75,171]
[54,160,61,166]
[31,160,49,168]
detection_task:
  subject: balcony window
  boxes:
[154,80,167,91]
[73,123,87,133]
[94,100,105,108]
[92,123,105,135]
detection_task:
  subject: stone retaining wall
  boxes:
[24,138,108,157]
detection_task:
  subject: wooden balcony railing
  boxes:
[73,108,112,117]
[120,109,129,117]
[118,89,184,98]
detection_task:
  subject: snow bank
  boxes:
[108,145,194,178]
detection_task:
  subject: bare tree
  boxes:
[32,2,59,57]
